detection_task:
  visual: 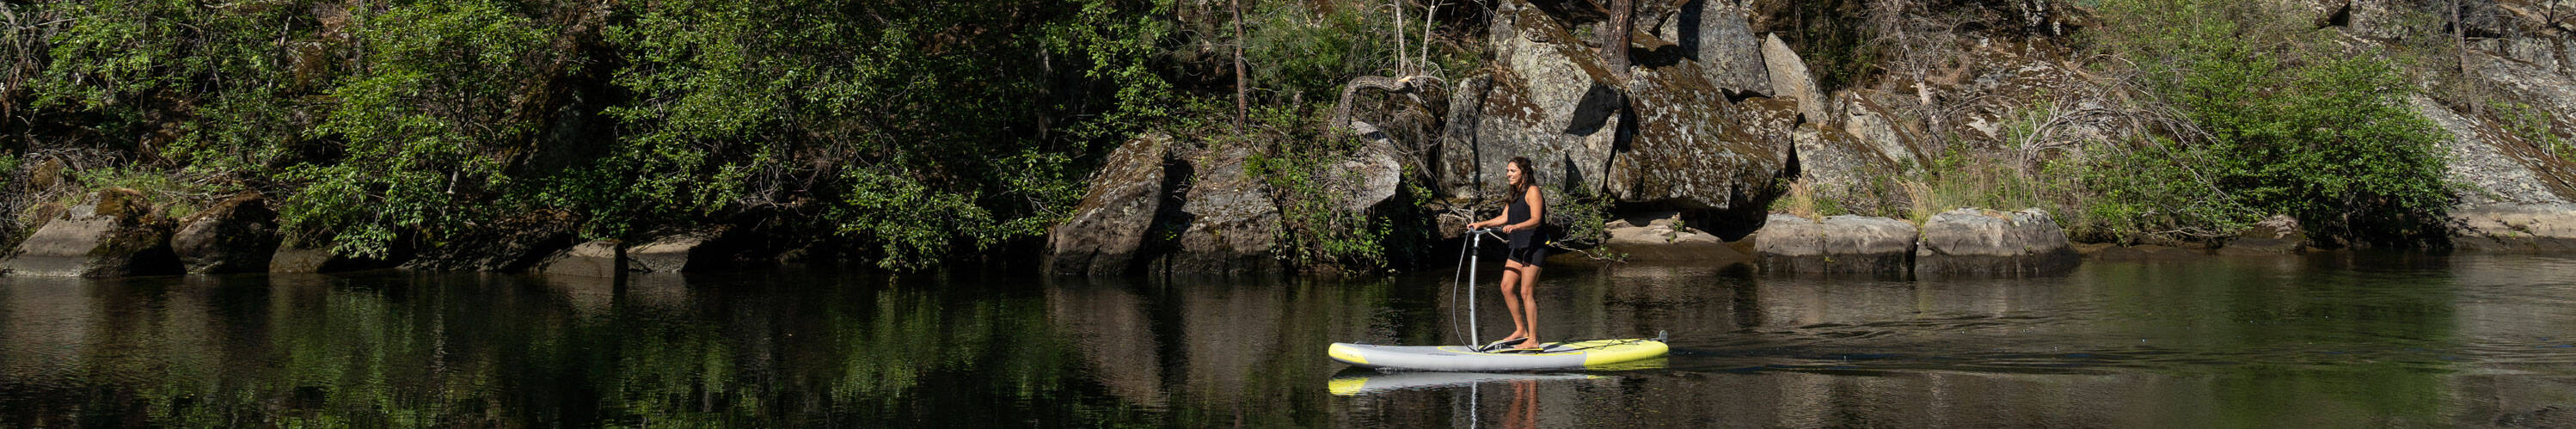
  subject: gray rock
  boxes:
[1438,3,1625,200]
[1162,147,1282,276]
[1751,214,1917,273]
[1436,75,1495,200]
[1915,208,2078,276]
[268,246,382,273]
[2410,95,2575,205]
[628,228,726,273]
[536,239,623,279]
[2346,0,2504,40]
[1758,34,1827,123]
[2,188,180,278]
[1656,0,1771,95]
[1601,211,1753,263]
[1046,134,1172,276]
[1790,122,1906,213]
[1604,63,1796,211]
[170,193,279,273]
[2216,215,2307,255]
[1837,90,1931,170]
[402,210,576,272]
[1330,128,1405,213]
[2469,50,2576,139]
[2450,204,2576,252]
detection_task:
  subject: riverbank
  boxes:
[9,1,2576,279]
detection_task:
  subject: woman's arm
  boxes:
[1504,187,1544,232]
[1469,210,1509,229]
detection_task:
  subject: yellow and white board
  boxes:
[1327,338,1668,371]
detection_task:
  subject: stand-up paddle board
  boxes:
[1327,337,1668,371]
[1327,371,1601,395]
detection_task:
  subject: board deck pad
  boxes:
[1327,338,1669,371]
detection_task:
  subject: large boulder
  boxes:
[535,239,623,279]
[1600,211,1754,263]
[2215,215,2309,255]
[1915,208,2078,276]
[1837,90,1933,170]
[2469,51,2576,132]
[2450,204,2576,252]
[1604,63,1797,211]
[1328,131,1405,213]
[1758,34,1828,123]
[402,209,576,272]
[627,227,730,273]
[1789,122,1908,214]
[1654,0,1771,95]
[1437,3,1627,200]
[2409,95,2576,205]
[170,193,280,273]
[1751,214,1916,274]
[268,246,383,273]
[1159,147,1282,276]
[2,188,181,278]
[1046,134,1173,276]
[2346,0,2505,41]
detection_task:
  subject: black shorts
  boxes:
[1506,245,1549,266]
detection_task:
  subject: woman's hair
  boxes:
[1504,156,1535,203]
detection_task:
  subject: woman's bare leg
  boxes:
[1515,264,1543,349]
[1498,260,1529,343]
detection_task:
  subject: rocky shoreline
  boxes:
[10,0,2576,279]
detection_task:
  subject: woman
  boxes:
[1466,156,1549,351]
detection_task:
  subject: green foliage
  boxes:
[276,0,553,257]
[1911,146,2073,224]
[2493,101,2576,162]
[33,0,322,166]
[1246,103,1391,273]
[0,153,17,190]
[1244,2,1389,100]
[599,0,1174,268]
[2091,0,2454,245]
[7,0,1447,272]
[2068,138,2259,242]
[1544,186,1617,252]
[1782,0,1880,92]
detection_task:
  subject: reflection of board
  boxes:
[1327,371,1599,395]
[1327,338,1669,371]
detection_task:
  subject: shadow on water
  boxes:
[2,253,2573,426]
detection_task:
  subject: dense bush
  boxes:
[594,0,1172,268]
[7,0,1176,268]
[2085,0,2453,246]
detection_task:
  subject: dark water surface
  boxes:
[4,253,2575,426]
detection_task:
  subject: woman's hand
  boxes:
[1499,224,1519,233]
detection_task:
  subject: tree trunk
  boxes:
[1234,0,1248,134]
[1395,0,1408,73]
[1604,0,1632,78]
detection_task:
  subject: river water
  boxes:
[3,253,2573,426]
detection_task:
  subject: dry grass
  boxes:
[1776,180,1821,220]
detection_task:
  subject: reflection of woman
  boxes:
[1506,379,1538,429]
[1465,156,1549,350]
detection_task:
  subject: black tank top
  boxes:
[1505,194,1540,248]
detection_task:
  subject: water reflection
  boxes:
[0,254,2571,426]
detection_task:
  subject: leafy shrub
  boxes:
[599,0,1173,268]
[2090,0,2453,246]
[277,0,552,257]
[1245,103,1392,273]
[1244,2,1389,100]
